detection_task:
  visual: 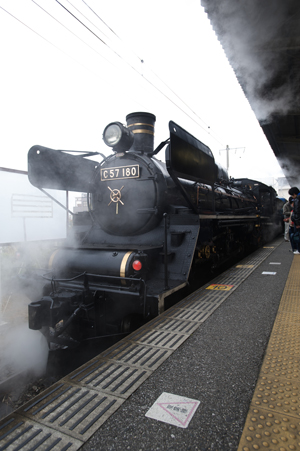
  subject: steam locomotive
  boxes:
[27,112,283,348]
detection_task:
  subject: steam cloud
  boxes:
[202,0,300,122]
[2,325,48,379]
[0,243,52,399]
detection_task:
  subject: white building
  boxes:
[0,168,67,244]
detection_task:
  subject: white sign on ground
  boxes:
[145,392,200,428]
[269,262,281,265]
[262,272,277,275]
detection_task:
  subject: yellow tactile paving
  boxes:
[238,407,300,451]
[273,313,300,327]
[238,256,300,451]
[278,292,300,312]
[252,375,300,418]
[260,354,300,381]
[267,337,300,358]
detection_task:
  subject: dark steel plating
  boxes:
[26,112,284,349]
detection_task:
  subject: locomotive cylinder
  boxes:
[49,249,143,279]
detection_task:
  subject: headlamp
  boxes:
[103,122,134,152]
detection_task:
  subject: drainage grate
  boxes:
[180,292,225,309]
[0,414,83,451]
[144,316,200,335]
[64,360,150,399]
[103,341,173,370]
[166,307,217,323]
[17,382,123,442]
[132,328,189,349]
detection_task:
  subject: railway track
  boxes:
[0,336,127,422]
[0,367,50,420]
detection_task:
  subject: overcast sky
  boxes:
[0,0,285,183]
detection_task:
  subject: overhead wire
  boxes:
[82,1,211,128]
[1,0,148,109]
[54,0,213,136]
[0,1,148,145]
[0,3,125,92]
[55,0,226,147]
[53,0,148,79]
[32,0,119,70]
[80,0,226,147]
[32,0,160,112]
[82,0,121,39]
[2,0,226,148]
[28,0,173,114]
[0,4,78,62]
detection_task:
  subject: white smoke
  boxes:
[1,325,48,379]
[202,0,300,122]
[276,155,300,189]
[0,242,55,391]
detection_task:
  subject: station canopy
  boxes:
[201,0,300,186]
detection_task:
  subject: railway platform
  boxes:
[0,237,299,451]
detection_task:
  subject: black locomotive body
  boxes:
[27,112,283,347]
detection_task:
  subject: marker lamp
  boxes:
[132,260,142,271]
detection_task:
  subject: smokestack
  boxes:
[126,112,156,154]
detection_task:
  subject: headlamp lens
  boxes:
[103,124,122,147]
